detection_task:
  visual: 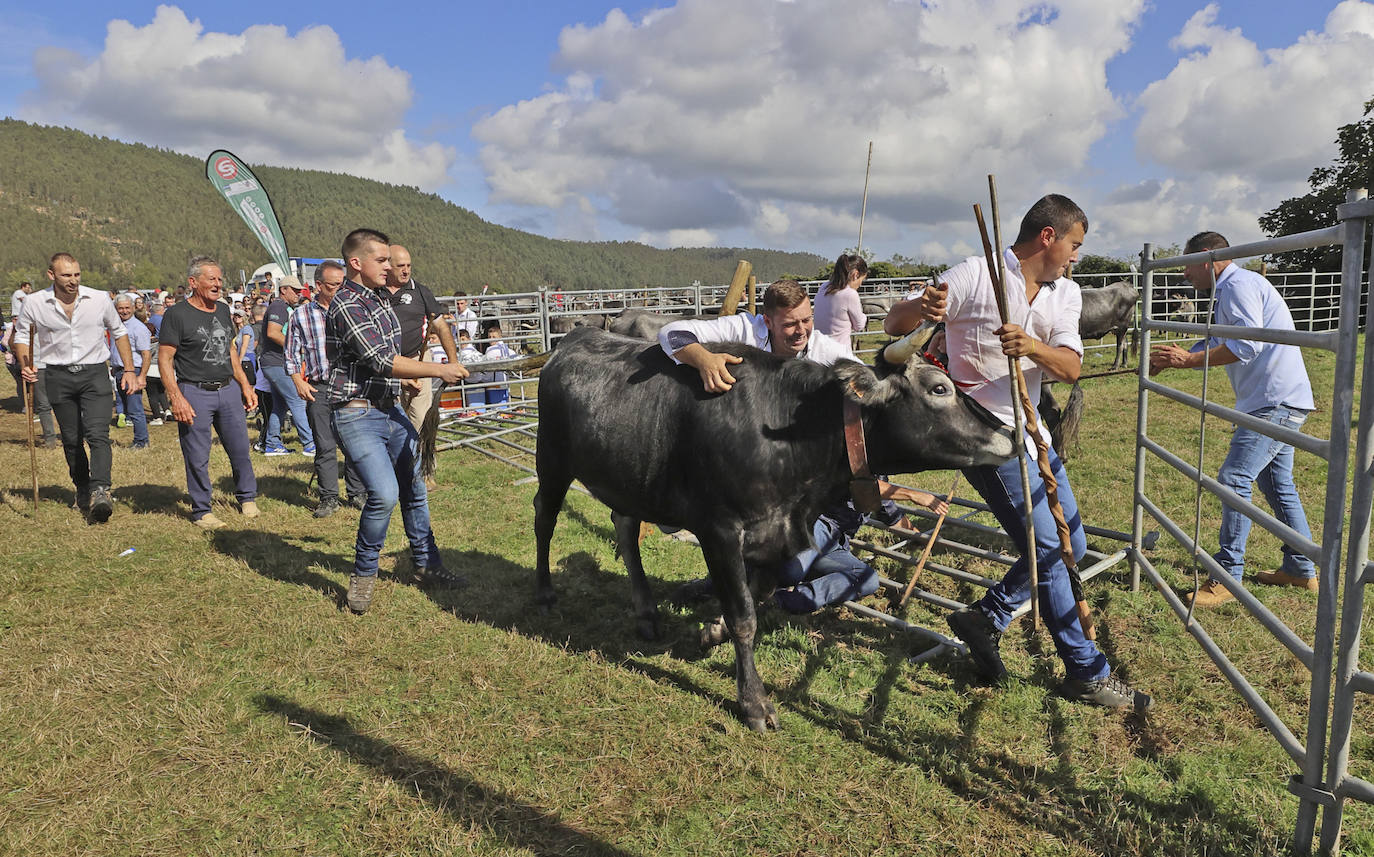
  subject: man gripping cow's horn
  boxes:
[660,279,947,616]
[885,193,1152,712]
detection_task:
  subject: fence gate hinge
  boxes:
[1287,774,1338,808]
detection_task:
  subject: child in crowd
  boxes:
[480,320,518,408]
[457,329,485,414]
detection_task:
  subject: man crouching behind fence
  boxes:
[325,228,471,614]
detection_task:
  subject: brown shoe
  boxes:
[194,513,227,531]
[1183,579,1235,607]
[1253,569,1318,591]
[240,500,260,518]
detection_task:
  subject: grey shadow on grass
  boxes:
[116,482,187,515]
[210,529,347,603]
[218,473,312,507]
[253,694,640,857]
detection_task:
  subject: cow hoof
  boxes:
[700,616,730,649]
[636,614,662,641]
[744,703,780,732]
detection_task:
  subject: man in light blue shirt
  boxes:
[1150,231,1317,606]
[109,294,153,449]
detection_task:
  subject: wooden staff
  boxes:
[23,324,38,512]
[719,261,752,316]
[977,178,1094,638]
[898,471,961,607]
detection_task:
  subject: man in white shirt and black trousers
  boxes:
[13,252,136,523]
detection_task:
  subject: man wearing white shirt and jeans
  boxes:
[13,253,136,523]
[886,194,1151,712]
[1150,231,1317,604]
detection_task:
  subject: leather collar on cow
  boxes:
[843,396,882,514]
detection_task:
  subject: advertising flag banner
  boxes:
[204,150,290,275]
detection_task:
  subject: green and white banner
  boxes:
[204,150,290,275]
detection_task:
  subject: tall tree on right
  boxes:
[1258,96,1374,271]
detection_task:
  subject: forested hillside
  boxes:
[0,119,823,294]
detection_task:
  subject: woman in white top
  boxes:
[812,252,868,346]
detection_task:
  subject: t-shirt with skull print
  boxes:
[159,300,237,384]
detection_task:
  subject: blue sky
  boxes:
[3,1,1372,268]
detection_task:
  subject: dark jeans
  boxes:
[146,377,169,419]
[305,392,364,502]
[13,364,57,440]
[112,368,148,445]
[45,364,113,491]
[256,386,274,448]
[176,383,257,521]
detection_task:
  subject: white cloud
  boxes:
[20,5,456,190]
[1135,1,1374,181]
[474,0,1148,251]
[636,227,719,248]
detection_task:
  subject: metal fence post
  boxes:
[538,286,551,353]
[1131,244,1152,593]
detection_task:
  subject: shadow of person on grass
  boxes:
[117,482,187,515]
[211,529,347,604]
[253,694,639,857]
[218,473,311,508]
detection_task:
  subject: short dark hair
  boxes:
[482,319,502,336]
[454,290,468,298]
[315,260,345,280]
[1184,231,1230,254]
[48,252,76,270]
[342,228,390,261]
[763,279,808,314]
[1014,194,1088,244]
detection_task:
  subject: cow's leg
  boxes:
[1112,331,1126,370]
[532,473,571,610]
[611,511,661,640]
[700,533,778,732]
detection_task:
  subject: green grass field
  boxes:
[0,345,1370,856]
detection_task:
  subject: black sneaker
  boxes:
[947,607,1006,682]
[1060,672,1153,713]
[346,574,376,613]
[88,486,114,524]
[313,497,340,519]
[343,494,366,510]
[419,564,468,589]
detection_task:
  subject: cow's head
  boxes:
[833,355,1016,471]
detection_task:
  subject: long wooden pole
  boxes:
[23,324,38,513]
[857,141,873,256]
[719,261,752,316]
[898,471,961,607]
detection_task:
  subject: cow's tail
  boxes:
[1052,382,1084,460]
[420,384,442,479]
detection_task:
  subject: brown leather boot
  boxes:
[1253,569,1318,591]
[1183,579,1235,607]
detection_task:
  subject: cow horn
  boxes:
[470,351,551,374]
[881,320,938,366]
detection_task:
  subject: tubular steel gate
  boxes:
[1130,189,1373,855]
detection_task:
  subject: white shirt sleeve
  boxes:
[658,314,757,364]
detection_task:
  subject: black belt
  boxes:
[48,363,102,373]
[188,379,232,391]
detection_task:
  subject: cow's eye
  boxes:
[931,382,950,396]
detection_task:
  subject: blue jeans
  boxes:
[332,403,439,578]
[176,383,257,520]
[1214,405,1316,580]
[964,444,1108,682]
[113,370,148,445]
[772,516,879,613]
[262,365,314,448]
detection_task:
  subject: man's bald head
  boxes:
[388,244,412,288]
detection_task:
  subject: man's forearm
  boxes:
[432,317,459,363]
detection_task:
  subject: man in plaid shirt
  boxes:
[286,260,365,518]
[325,228,471,614]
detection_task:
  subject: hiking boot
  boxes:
[1253,569,1318,591]
[1060,672,1153,713]
[344,494,366,510]
[240,500,260,518]
[313,497,339,519]
[1183,579,1235,607]
[419,564,468,589]
[88,487,114,524]
[347,574,376,613]
[74,486,92,514]
[193,513,227,530]
[947,607,1006,682]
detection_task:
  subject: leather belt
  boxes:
[49,363,102,374]
[844,397,882,514]
[188,379,231,391]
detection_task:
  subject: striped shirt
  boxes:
[285,298,329,381]
[323,279,402,405]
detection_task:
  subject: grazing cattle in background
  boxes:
[610,308,704,340]
[548,313,612,337]
[533,327,1016,730]
[1078,280,1138,369]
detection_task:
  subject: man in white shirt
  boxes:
[885,194,1151,712]
[10,281,32,321]
[452,292,479,339]
[13,253,136,523]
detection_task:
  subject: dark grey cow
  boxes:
[533,327,1016,730]
[609,308,705,340]
[1079,280,1137,369]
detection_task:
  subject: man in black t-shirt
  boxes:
[384,245,457,430]
[259,276,314,456]
[159,255,259,530]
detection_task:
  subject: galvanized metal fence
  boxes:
[1130,189,1373,856]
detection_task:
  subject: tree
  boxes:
[1073,253,1132,276]
[1259,96,1374,271]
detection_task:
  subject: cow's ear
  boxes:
[835,360,900,406]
